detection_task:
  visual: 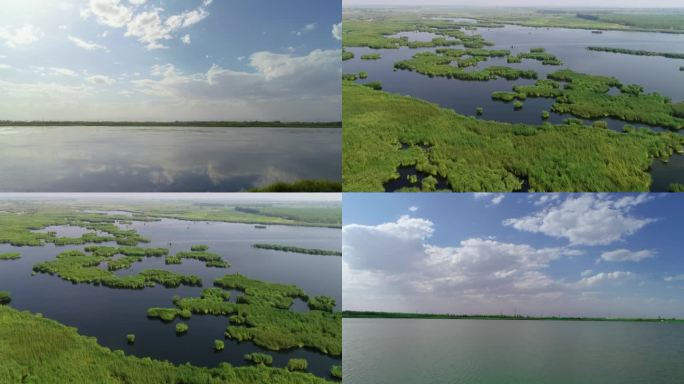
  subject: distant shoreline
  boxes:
[343,311,684,323]
[0,121,342,128]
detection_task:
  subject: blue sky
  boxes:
[0,0,341,121]
[343,193,684,318]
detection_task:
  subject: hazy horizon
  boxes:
[344,0,684,8]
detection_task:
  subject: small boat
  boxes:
[254,225,267,229]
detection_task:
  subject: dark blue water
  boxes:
[0,217,341,378]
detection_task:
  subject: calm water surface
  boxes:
[0,126,341,192]
[0,216,342,378]
[344,25,684,190]
[343,318,684,384]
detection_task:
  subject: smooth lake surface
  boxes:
[0,126,341,192]
[343,318,684,384]
[344,25,684,190]
[0,215,342,378]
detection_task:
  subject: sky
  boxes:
[343,193,684,318]
[0,0,341,121]
[344,0,684,7]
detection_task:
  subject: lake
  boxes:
[0,215,341,379]
[0,126,341,192]
[344,25,684,190]
[343,318,684,384]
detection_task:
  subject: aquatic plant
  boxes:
[330,365,342,379]
[173,249,230,268]
[342,73,357,81]
[244,353,273,366]
[307,296,336,312]
[0,253,20,260]
[126,334,135,344]
[175,322,189,334]
[669,183,684,192]
[542,111,550,120]
[252,244,341,256]
[342,49,354,61]
[0,291,10,305]
[513,101,524,110]
[214,339,224,351]
[286,358,308,372]
[363,81,383,90]
[394,51,537,81]
[587,46,684,59]
[476,107,484,115]
[191,245,209,252]
[360,53,381,60]
[358,71,368,79]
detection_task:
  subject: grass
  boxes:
[587,46,684,59]
[175,322,189,334]
[126,334,135,344]
[33,250,202,289]
[286,359,308,372]
[0,306,329,383]
[342,81,684,192]
[253,244,342,256]
[342,49,354,61]
[307,296,337,313]
[170,247,231,268]
[0,252,20,260]
[360,53,381,60]
[148,274,341,356]
[669,183,684,192]
[0,291,10,304]
[330,365,342,380]
[245,353,273,366]
[394,51,537,81]
[214,339,224,351]
[248,180,342,192]
[493,69,684,130]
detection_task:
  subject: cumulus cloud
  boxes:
[68,35,109,51]
[574,271,633,288]
[504,194,655,246]
[181,34,191,45]
[0,24,41,47]
[87,74,115,85]
[31,66,78,77]
[408,206,418,212]
[87,0,134,28]
[332,22,342,40]
[474,192,505,206]
[600,249,656,263]
[304,23,317,31]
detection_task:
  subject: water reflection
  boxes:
[0,126,341,192]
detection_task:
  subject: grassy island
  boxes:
[33,250,202,289]
[587,46,684,59]
[286,358,308,372]
[127,334,135,344]
[214,339,225,351]
[0,305,330,383]
[0,291,10,305]
[394,51,537,81]
[253,244,342,256]
[245,353,273,366]
[342,81,684,192]
[175,322,189,334]
[360,53,381,60]
[330,365,342,380]
[342,49,354,61]
[146,274,341,356]
[169,248,231,268]
[0,252,20,260]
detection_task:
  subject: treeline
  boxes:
[253,243,342,256]
[342,311,683,322]
[0,120,342,128]
[587,46,684,60]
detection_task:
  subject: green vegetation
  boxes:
[148,274,341,356]
[363,81,382,90]
[342,49,354,61]
[342,73,357,81]
[358,71,368,79]
[330,365,342,380]
[393,50,537,81]
[360,53,381,60]
[147,307,192,322]
[542,110,550,120]
[244,353,273,366]
[33,250,202,289]
[176,322,189,334]
[127,334,135,344]
[508,47,563,65]
[307,296,336,313]
[0,252,20,260]
[286,358,308,372]
[248,180,342,192]
[587,46,684,59]
[669,183,684,192]
[513,101,524,110]
[492,69,684,130]
[343,310,684,323]
[253,244,341,256]
[0,306,330,383]
[169,248,231,268]
[0,120,341,128]
[342,81,684,192]
[476,107,484,115]
[214,339,225,351]
[0,291,10,305]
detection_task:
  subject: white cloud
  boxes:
[181,34,191,45]
[0,24,41,47]
[504,194,655,246]
[0,64,11,70]
[474,192,504,206]
[87,74,115,85]
[129,0,147,5]
[304,23,316,31]
[68,36,109,52]
[664,274,684,283]
[32,66,78,77]
[575,271,633,288]
[581,269,594,277]
[58,25,69,31]
[332,22,342,40]
[491,194,505,205]
[600,249,656,263]
[408,206,418,212]
[88,0,134,28]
